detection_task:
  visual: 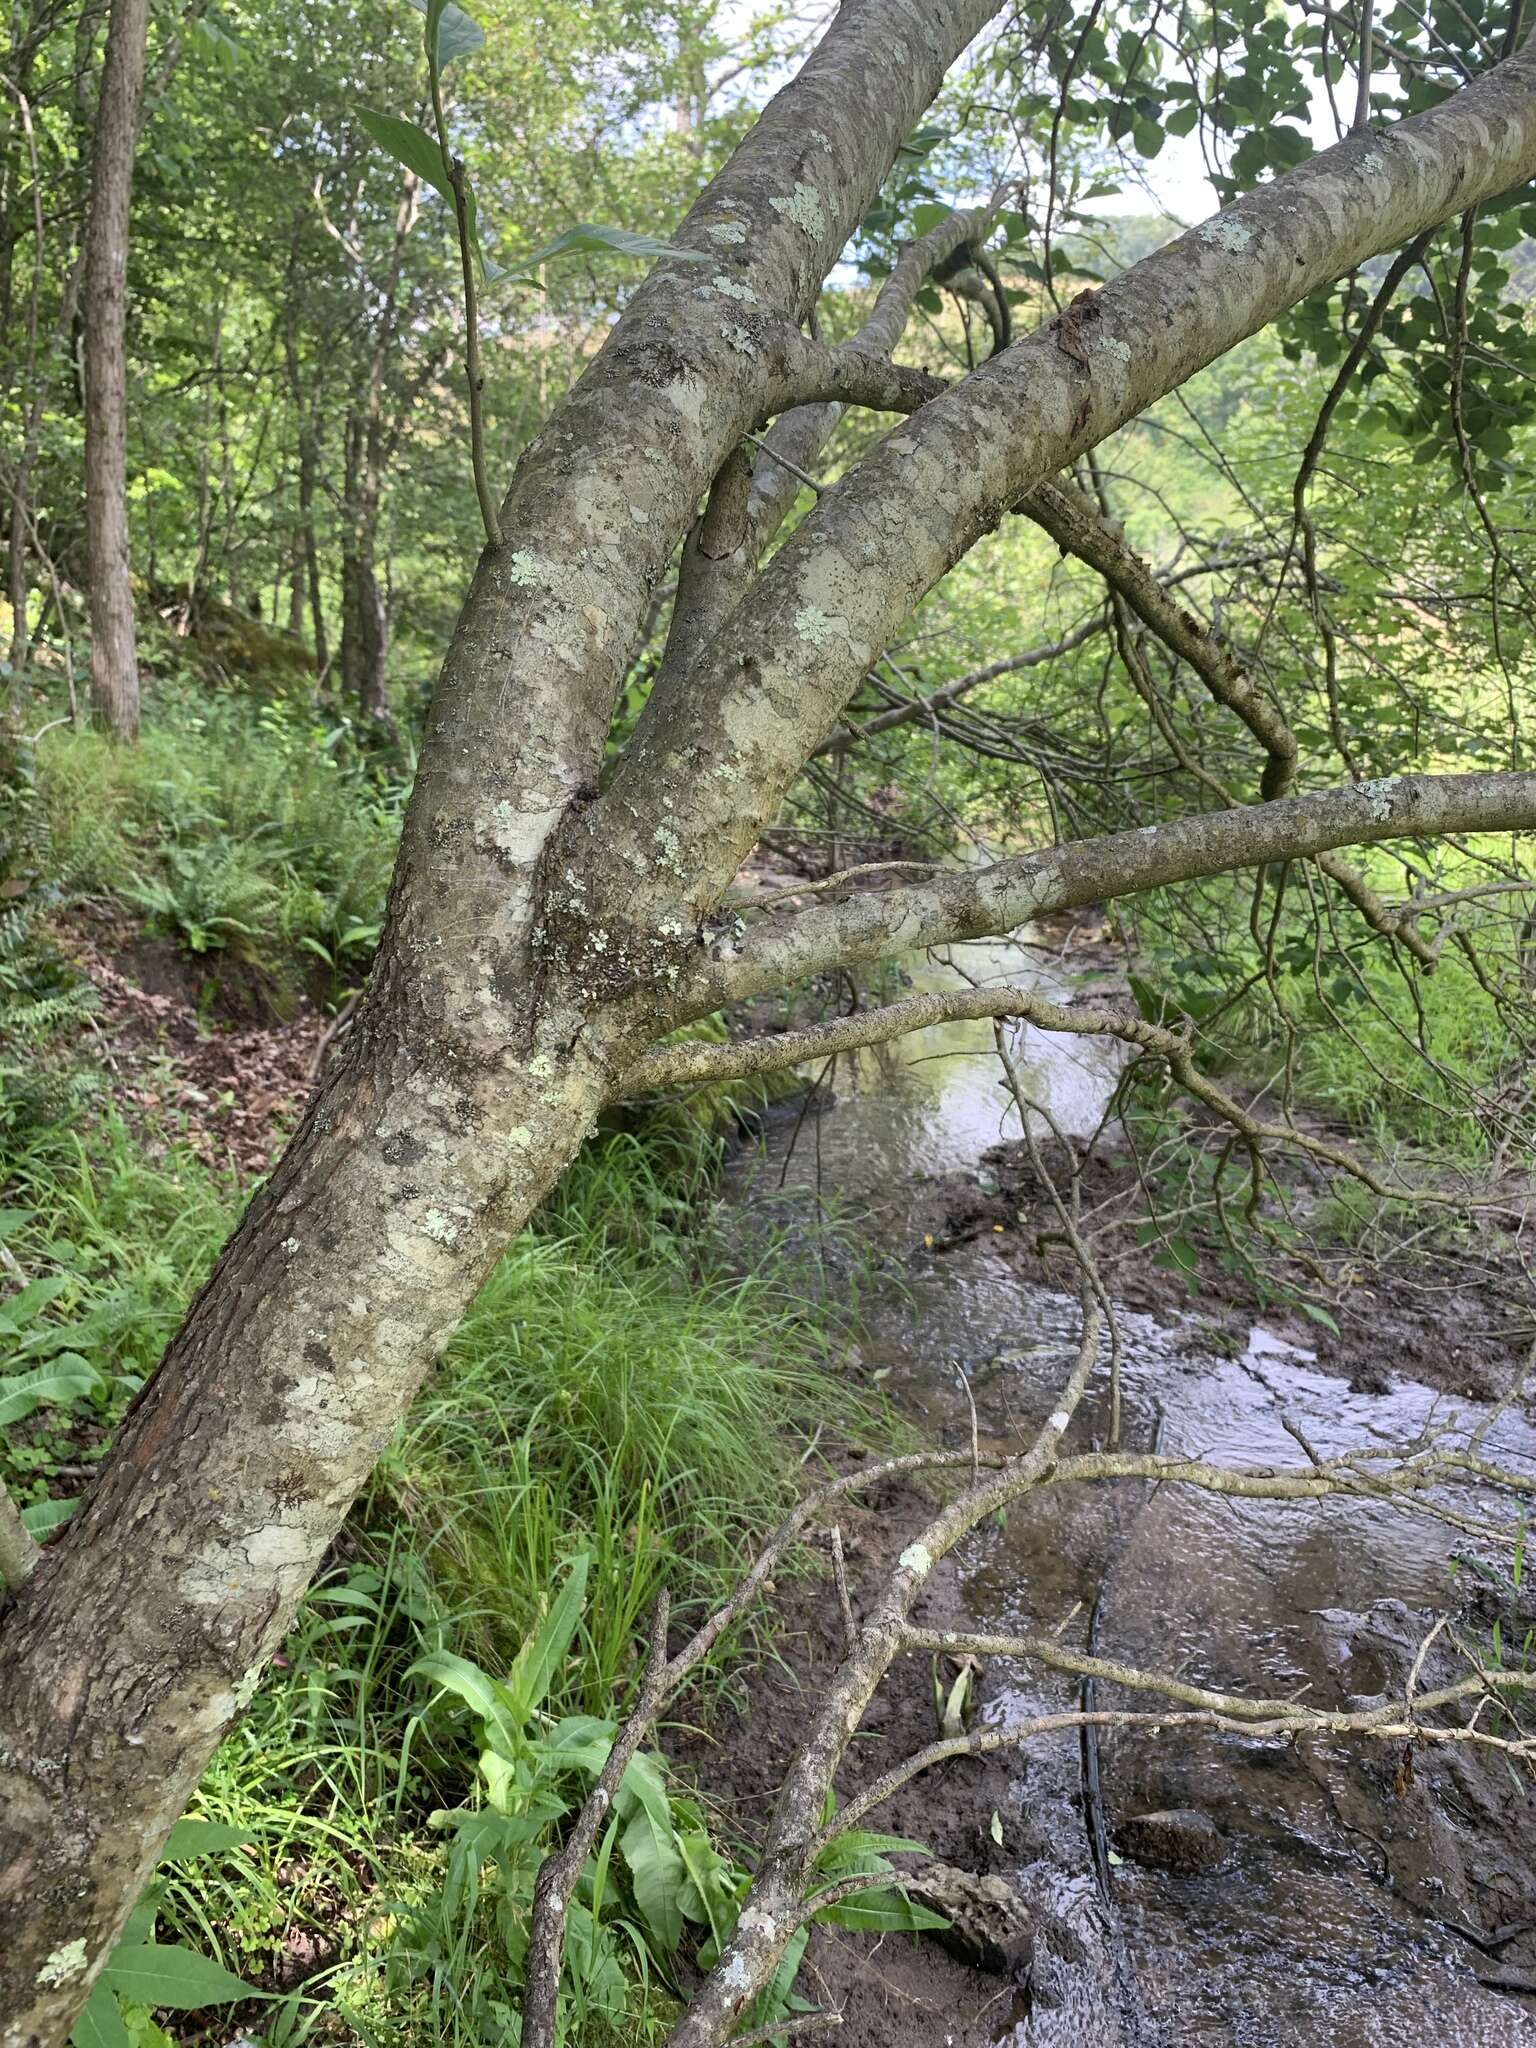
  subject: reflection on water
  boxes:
[749,932,1125,1201]
[726,927,1536,2048]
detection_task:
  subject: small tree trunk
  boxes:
[339,412,390,725]
[80,0,148,742]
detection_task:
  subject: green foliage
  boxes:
[35,695,401,1004]
[70,1822,263,2048]
[2,1032,872,2040]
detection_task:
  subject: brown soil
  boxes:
[918,1131,1534,1406]
[665,1459,1063,2044]
[56,904,324,1178]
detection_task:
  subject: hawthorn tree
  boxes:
[5,0,1536,2038]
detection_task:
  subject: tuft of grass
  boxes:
[3,1087,873,2040]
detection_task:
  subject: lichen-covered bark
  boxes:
[683,771,1536,1011]
[5,9,1536,2041]
[0,2,1002,2038]
[575,40,1536,940]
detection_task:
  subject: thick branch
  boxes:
[583,41,1536,940]
[686,772,1536,1010]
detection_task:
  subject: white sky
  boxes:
[1084,64,1364,226]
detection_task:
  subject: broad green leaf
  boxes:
[21,1496,77,1537]
[406,0,483,66]
[522,224,710,268]
[543,1712,617,1775]
[617,1754,685,1951]
[676,1828,739,1949]
[355,110,501,283]
[0,1362,99,1428]
[100,1942,256,2008]
[160,1819,256,1863]
[811,1884,948,1932]
[502,1552,589,1722]
[815,1826,927,1873]
[356,109,451,207]
[408,1648,521,1755]
[70,1983,133,2048]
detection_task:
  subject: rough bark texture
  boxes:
[0,1,1003,2033]
[4,6,1536,2040]
[80,0,148,742]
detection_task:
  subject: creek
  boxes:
[724,928,1536,2047]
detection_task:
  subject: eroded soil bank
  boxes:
[698,925,1536,2048]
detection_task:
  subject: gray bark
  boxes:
[4,7,1536,2041]
[80,0,147,742]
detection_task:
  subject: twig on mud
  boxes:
[828,1525,856,1660]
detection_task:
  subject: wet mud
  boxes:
[706,930,1536,2046]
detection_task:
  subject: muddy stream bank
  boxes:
[713,930,1536,2048]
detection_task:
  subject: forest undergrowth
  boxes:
[2,680,1531,2045]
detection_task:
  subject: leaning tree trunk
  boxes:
[80,0,147,742]
[4,4,1536,2040]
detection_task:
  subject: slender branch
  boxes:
[829,1689,1536,1846]
[428,52,501,550]
[632,948,1499,1211]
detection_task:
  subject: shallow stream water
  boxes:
[724,930,1536,2047]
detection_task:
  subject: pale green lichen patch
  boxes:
[1101,336,1131,364]
[508,1125,533,1148]
[720,321,757,356]
[769,182,827,240]
[898,1541,933,1577]
[36,1942,88,1988]
[668,376,707,428]
[421,1209,460,1248]
[1356,775,1399,821]
[233,1660,267,1708]
[706,220,747,244]
[711,274,757,302]
[1196,216,1252,252]
[794,602,855,652]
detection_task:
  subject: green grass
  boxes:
[3,1087,868,2042]
[2,681,882,2044]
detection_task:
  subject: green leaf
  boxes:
[617,1753,686,1951]
[1300,1302,1341,1335]
[356,109,502,284]
[20,1496,77,1537]
[815,1827,926,1874]
[812,1884,949,1932]
[406,0,484,65]
[522,223,710,268]
[502,1552,589,1722]
[160,1819,256,1864]
[70,1983,133,2048]
[676,1829,739,1949]
[408,1648,522,1754]
[356,108,451,207]
[0,1362,99,1428]
[100,1943,257,2009]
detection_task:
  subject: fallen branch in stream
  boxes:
[520,1271,1536,2048]
[617,979,1487,1213]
